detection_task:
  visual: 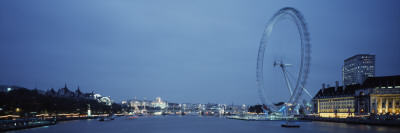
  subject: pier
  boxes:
[0,116,102,132]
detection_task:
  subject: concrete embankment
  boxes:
[304,116,400,126]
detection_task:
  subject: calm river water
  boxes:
[7,116,400,133]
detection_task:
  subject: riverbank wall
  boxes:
[304,116,400,126]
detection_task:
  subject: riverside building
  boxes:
[313,75,400,118]
[312,82,357,118]
[361,76,400,114]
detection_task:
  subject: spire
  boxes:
[76,86,82,95]
[64,83,68,89]
[51,88,55,94]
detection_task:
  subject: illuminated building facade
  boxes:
[343,54,375,86]
[99,97,112,106]
[362,76,400,115]
[91,94,113,106]
[313,83,357,118]
[151,97,167,109]
[313,75,400,117]
[122,97,167,114]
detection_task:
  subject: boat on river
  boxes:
[98,117,113,121]
[281,121,300,127]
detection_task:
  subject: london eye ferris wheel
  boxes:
[256,7,311,115]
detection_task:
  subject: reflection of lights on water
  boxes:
[365,125,371,130]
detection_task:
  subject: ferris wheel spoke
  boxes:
[279,64,294,96]
[285,68,313,99]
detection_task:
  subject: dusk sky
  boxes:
[1,0,399,105]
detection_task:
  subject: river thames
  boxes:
[7,116,400,133]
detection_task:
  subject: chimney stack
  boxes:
[335,81,339,92]
[322,84,325,93]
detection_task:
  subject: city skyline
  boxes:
[1,0,400,105]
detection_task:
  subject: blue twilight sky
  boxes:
[0,0,399,105]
